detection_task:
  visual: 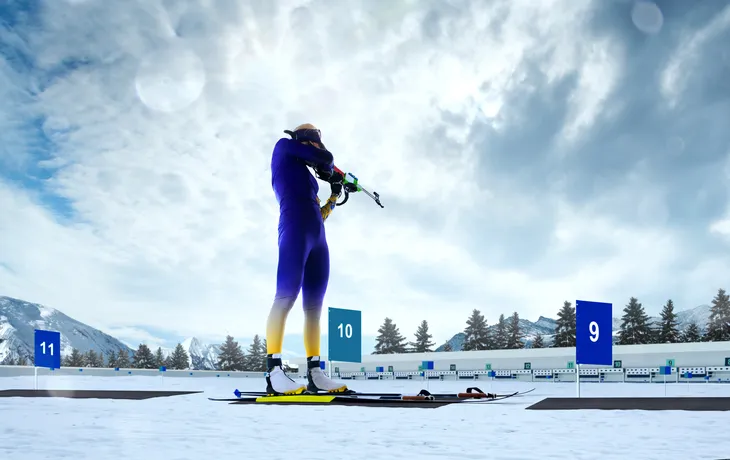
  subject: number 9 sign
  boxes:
[589,321,599,342]
[576,300,612,366]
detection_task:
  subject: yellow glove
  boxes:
[319,194,339,222]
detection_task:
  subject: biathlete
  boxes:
[264,123,349,395]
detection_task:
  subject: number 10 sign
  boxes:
[328,307,361,363]
[575,300,612,366]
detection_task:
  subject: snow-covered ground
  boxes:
[1,375,729,460]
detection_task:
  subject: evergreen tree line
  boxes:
[373,311,530,354]
[372,288,730,353]
[214,334,270,372]
[60,342,191,370]
[6,289,728,363]
[26,333,272,371]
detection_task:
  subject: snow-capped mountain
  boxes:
[0,295,299,370]
[149,337,221,370]
[182,337,221,370]
[0,296,133,364]
[172,337,299,370]
[436,304,712,351]
[674,304,712,332]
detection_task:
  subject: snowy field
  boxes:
[2,375,730,460]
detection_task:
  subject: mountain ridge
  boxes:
[0,296,133,364]
[0,296,311,368]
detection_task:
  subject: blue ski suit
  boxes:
[266,137,337,357]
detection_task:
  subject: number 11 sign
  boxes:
[35,329,61,369]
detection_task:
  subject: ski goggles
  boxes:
[284,128,323,145]
[294,129,322,144]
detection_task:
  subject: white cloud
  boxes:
[557,36,623,147]
[709,151,730,241]
[104,326,169,350]
[710,219,730,238]
[1,0,727,350]
[660,3,730,108]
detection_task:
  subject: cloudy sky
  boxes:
[1,0,729,354]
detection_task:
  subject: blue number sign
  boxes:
[328,307,361,363]
[34,329,61,369]
[575,300,612,366]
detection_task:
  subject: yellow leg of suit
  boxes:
[265,298,321,357]
[266,298,293,355]
[303,307,321,357]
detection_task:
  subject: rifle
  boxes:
[316,166,384,208]
[333,166,384,208]
[282,129,384,208]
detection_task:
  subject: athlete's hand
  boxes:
[314,165,334,181]
[330,170,344,184]
[331,181,343,197]
[304,140,325,150]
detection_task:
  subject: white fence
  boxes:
[331,366,730,383]
[0,365,276,380]
[290,341,730,373]
[2,365,729,384]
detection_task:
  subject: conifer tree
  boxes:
[132,344,156,369]
[647,319,662,344]
[410,320,435,353]
[85,349,104,367]
[154,347,165,368]
[163,354,174,369]
[659,299,680,343]
[217,335,245,371]
[705,288,730,342]
[170,343,190,370]
[617,297,652,345]
[106,350,118,368]
[373,317,407,354]
[244,335,266,371]
[462,310,490,351]
[681,322,702,343]
[493,314,509,349]
[64,348,85,367]
[553,301,576,347]
[532,335,545,348]
[116,348,131,368]
[84,349,96,367]
[441,340,453,352]
[506,311,523,349]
